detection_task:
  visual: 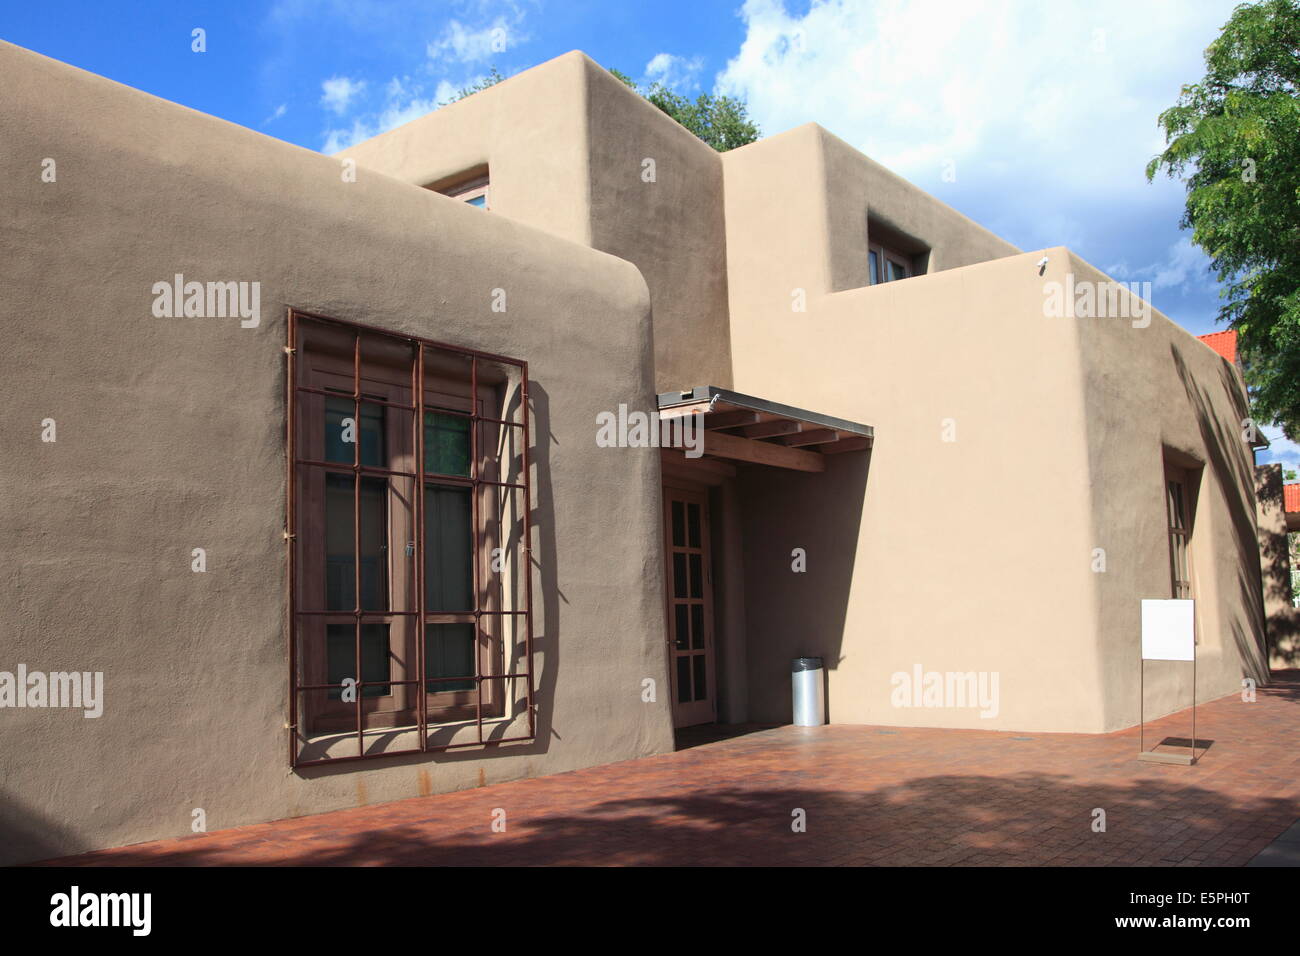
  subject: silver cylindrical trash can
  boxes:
[791,657,825,726]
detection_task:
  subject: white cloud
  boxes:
[644,53,705,90]
[428,15,523,64]
[262,103,288,126]
[1107,238,1215,292]
[1152,238,1214,291]
[715,0,1239,220]
[321,73,474,152]
[320,76,366,115]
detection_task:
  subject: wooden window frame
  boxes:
[287,309,533,767]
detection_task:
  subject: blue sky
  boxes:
[5,0,1294,465]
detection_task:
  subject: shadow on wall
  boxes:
[39,767,1296,867]
[736,449,871,723]
[296,382,562,780]
[1171,346,1271,684]
[0,790,86,866]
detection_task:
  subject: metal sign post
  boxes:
[1138,599,1197,765]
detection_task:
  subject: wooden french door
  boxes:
[663,485,716,727]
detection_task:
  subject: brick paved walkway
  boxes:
[45,673,1300,866]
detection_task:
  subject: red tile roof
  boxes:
[1286,483,1300,514]
[1197,330,1238,364]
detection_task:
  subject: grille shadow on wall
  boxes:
[287,309,535,767]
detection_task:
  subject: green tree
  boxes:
[1147,0,1300,435]
[610,68,760,152]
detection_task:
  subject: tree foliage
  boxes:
[610,68,760,152]
[442,67,508,105]
[1147,0,1300,435]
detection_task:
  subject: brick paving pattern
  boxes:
[43,672,1300,866]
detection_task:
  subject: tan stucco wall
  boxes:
[582,61,732,392]
[1068,251,1270,728]
[721,131,1270,735]
[0,40,675,865]
[727,251,1104,732]
[339,52,732,393]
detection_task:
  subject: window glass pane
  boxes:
[324,474,388,610]
[887,260,908,282]
[1167,480,1186,530]
[465,194,487,208]
[425,484,473,611]
[325,395,384,466]
[425,409,470,477]
[359,478,388,611]
[326,623,390,699]
[426,622,476,692]
[869,251,879,285]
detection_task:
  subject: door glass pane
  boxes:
[425,409,470,477]
[671,500,685,548]
[689,553,703,599]
[325,395,385,467]
[693,655,707,702]
[673,553,687,599]
[687,503,701,549]
[674,604,689,650]
[326,623,390,699]
[425,484,473,611]
[691,603,704,650]
[426,622,475,692]
[325,474,388,611]
[676,656,691,704]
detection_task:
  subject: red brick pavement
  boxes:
[42,673,1300,866]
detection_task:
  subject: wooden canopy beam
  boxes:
[702,429,825,473]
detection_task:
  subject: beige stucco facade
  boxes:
[0,43,1276,863]
[0,42,673,864]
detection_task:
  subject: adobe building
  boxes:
[0,41,1278,863]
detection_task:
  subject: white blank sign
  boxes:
[1141,599,1195,661]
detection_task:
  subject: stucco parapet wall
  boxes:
[721,122,1020,307]
[0,40,653,342]
[338,50,595,246]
